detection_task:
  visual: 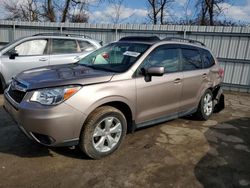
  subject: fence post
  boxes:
[11,22,16,41]
[60,25,63,33]
[115,26,118,41]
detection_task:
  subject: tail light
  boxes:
[218,68,224,78]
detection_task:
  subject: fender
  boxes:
[83,95,135,120]
[196,81,214,108]
[67,95,136,138]
[198,83,222,108]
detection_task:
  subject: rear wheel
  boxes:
[79,106,127,159]
[195,90,214,120]
[0,77,5,94]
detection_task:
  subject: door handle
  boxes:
[74,56,81,61]
[39,58,48,61]
[174,78,181,84]
[202,73,208,79]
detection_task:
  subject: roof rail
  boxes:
[33,33,92,39]
[119,36,160,42]
[163,37,206,46]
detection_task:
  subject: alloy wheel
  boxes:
[92,116,122,153]
[203,93,213,116]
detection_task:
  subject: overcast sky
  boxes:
[0,0,250,24]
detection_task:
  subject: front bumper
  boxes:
[3,91,86,147]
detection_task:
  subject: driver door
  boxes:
[135,45,183,125]
[1,39,49,84]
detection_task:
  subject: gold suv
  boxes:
[4,36,225,159]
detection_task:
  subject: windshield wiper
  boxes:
[78,64,95,69]
[79,64,117,72]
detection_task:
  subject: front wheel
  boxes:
[79,106,127,159]
[195,90,214,120]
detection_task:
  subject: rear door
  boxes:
[135,44,183,124]
[49,38,81,65]
[180,45,211,113]
[1,39,49,84]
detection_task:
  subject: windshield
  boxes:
[0,43,10,51]
[78,42,150,73]
[0,37,27,52]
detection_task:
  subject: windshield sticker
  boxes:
[123,51,140,57]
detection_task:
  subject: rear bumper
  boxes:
[3,92,86,147]
[213,86,225,113]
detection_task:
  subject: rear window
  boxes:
[182,49,202,71]
[202,49,215,68]
[51,39,78,54]
[78,40,96,52]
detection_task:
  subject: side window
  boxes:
[10,39,48,56]
[182,48,202,71]
[78,40,96,52]
[51,39,78,54]
[202,49,215,68]
[140,47,179,74]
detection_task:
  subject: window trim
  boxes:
[50,38,80,55]
[180,45,203,72]
[134,44,182,78]
[200,49,216,69]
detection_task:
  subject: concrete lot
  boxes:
[0,92,250,188]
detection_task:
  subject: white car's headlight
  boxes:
[30,86,81,105]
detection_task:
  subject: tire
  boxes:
[0,78,5,94]
[0,84,3,94]
[0,74,7,94]
[195,90,214,120]
[79,106,127,159]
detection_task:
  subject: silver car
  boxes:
[0,33,102,92]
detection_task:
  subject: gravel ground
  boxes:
[0,92,250,188]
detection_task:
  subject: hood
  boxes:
[14,63,114,90]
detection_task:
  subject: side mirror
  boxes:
[9,52,19,60]
[141,67,164,82]
[147,67,164,76]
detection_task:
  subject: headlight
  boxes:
[30,86,81,105]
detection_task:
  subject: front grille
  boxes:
[8,87,26,103]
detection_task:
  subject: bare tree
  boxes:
[101,0,127,24]
[196,0,230,26]
[147,0,174,25]
[61,0,71,22]
[2,0,89,23]
[70,0,89,23]
[3,0,41,21]
[42,0,56,22]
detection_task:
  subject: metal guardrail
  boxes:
[0,21,249,92]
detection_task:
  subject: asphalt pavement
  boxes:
[0,92,250,188]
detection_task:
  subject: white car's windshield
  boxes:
[78,42,150,73]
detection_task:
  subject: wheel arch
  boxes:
[197,86,213,108]
[83,98,135,134]
[100,101,133,133]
